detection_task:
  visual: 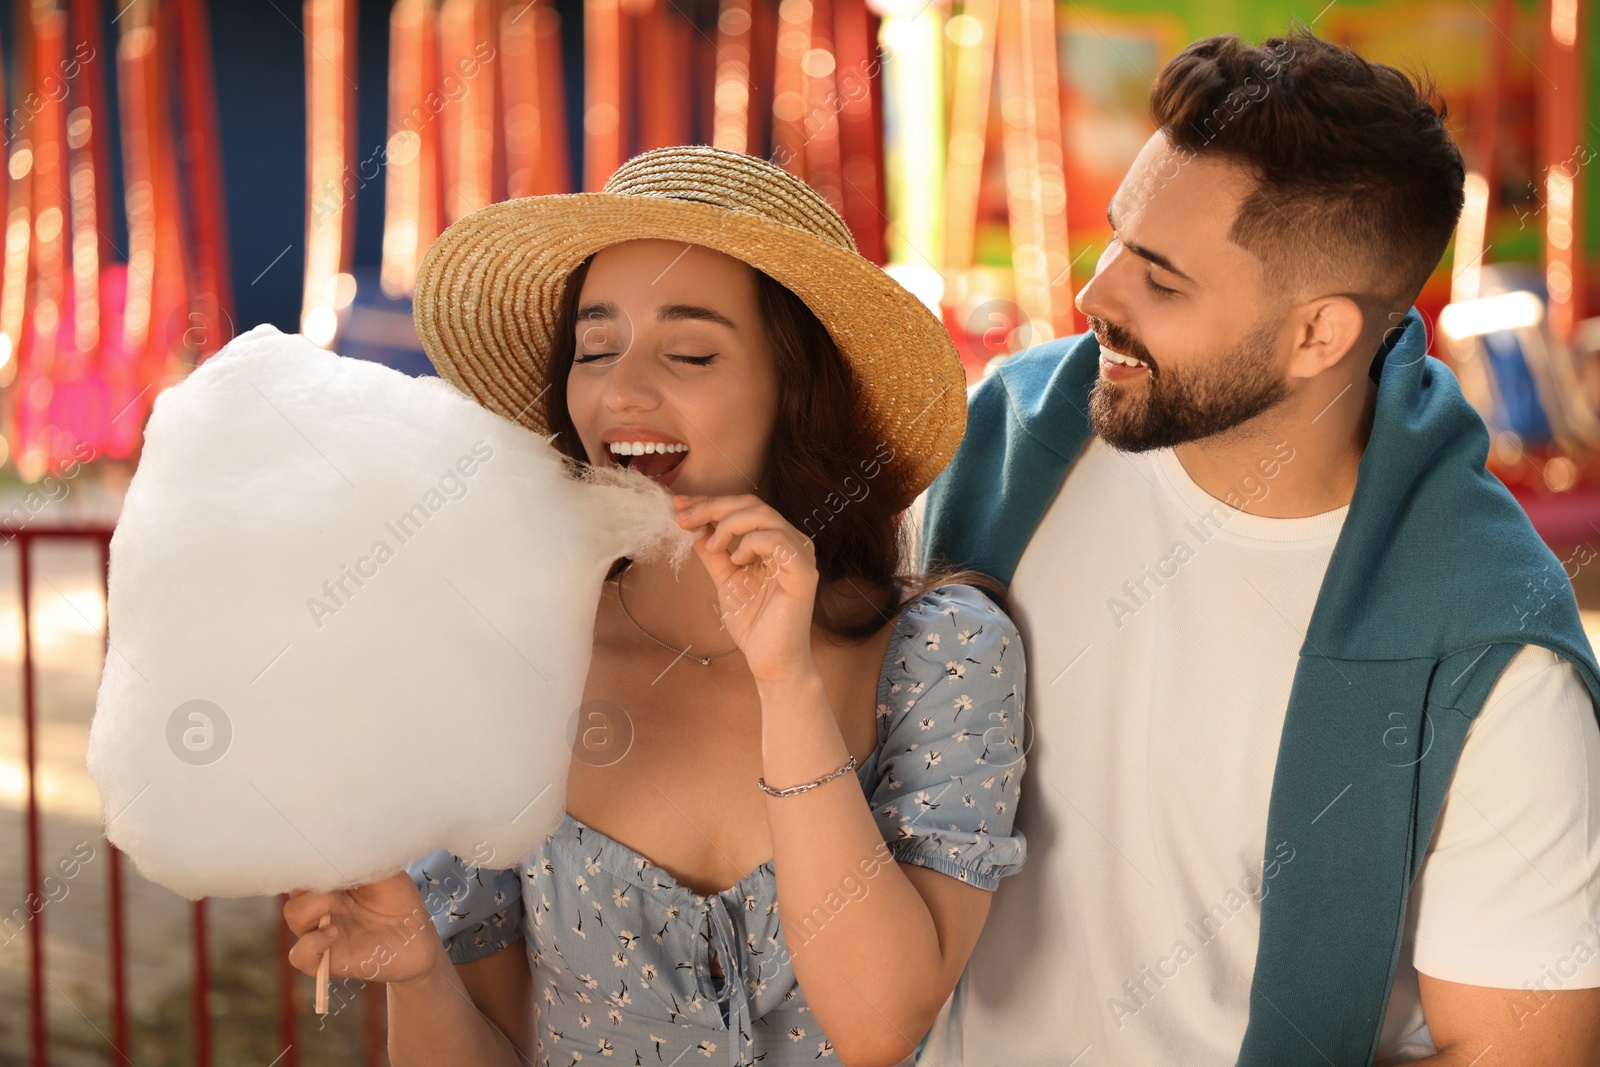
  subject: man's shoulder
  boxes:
[981,330,1094,407]
[922,332,1098,584]
[957,331,1100,468]
[1407,641,1600,991]
[1478,643,1598,723]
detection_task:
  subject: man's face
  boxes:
[1077,130,1291,452]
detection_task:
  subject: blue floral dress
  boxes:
[405,584,1027,1067]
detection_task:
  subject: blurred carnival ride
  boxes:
[1436,0,1597,537]
[0,3,1597,1067]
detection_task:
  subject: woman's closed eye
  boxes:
[573,353,718,366]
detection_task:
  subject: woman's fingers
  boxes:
[674,496,817,574]
[687,504,804,553]
[286,921,340,977]
[682,498,814,578]
[282,888,349,937]
[673,494,771,530]
[691,526,739,587]
[282,891,324,936]
[281,875,441,987]
[727,529,808,570]
[702,509,783,553]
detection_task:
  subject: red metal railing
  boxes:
[10,522,387,1066]
[15,526,115,1067]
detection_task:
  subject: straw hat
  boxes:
[412,144,966,502]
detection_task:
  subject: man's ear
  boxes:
[1284,295,1365,381]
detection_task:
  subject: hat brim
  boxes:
[412,193,966,502]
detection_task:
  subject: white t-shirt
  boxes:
[918,436,1600,1066]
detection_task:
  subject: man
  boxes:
[917,27,1600,1067]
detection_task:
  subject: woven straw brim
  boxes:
[411,193,967,503]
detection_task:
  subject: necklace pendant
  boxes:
[615,567,733,667]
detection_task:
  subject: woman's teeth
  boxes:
[606,440,690,479]
[607,441,689,456]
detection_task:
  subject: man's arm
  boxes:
[1410,976,1600,1066]
[1400,645,1600,1065]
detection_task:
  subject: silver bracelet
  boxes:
[758,754,858,798]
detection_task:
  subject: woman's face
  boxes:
[566,239,781,496]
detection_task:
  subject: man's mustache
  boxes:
[1088,316,1158,373]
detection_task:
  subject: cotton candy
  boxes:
[87,323,695,901]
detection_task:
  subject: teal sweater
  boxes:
[920,308,1600,1065]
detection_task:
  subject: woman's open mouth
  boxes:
[606,440,689,486]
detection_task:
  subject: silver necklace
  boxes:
[615,566,740,666]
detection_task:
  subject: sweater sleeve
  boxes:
[405,847,525,965]
[866,583,1028,890]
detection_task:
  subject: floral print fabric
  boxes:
[405,583,1026,1066]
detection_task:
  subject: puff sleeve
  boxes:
[405,848,525,965]
[866,583,1027,890]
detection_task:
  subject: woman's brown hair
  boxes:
[541,252,1008,641]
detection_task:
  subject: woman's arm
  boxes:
[387,936,535,1066]
[759,669,992,1067]
[674,495,1021,1066]
[459,943,537,1062]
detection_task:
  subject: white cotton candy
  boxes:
[87,323,696,901]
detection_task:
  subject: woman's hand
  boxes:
[673,493,818,686]
[283,872,442,987]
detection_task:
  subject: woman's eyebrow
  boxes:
[575,300,737,331]
[656,304,738,330]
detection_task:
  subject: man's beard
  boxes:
[1087,315,1289,452]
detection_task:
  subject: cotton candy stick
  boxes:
[316,914,331,1012]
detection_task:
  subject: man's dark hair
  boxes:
[1148,26,1465,319]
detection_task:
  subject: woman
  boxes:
[283,145,1027,1067]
